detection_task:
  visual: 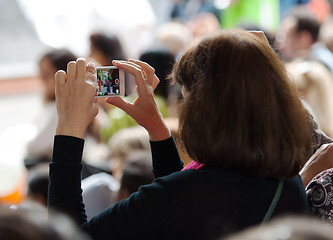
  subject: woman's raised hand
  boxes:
[106,59,171,141]
[55,58,98,139]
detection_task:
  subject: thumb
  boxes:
[106,97,132,113]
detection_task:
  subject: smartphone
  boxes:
[95,66,125,97]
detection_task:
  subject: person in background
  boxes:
[286,60,333,137]
[89,32,127,66]
[106,126,150,181]
[306,166,333,223]
[25,48,107,186]
[155,22,192,58]
[319,17,333,54]
[170,0,220,22]
[25,163,49,207]
[0,207,90,240]
[187,12,221,47]
[25,49,77,168]
[88,32,132,98]
[275,6,333,138]
[116,150,154,201]
[275,6,333,73]
[82,126,150,220]
[223,215,333,240]
[139,48,175,102]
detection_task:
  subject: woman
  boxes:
[48,29,312,239]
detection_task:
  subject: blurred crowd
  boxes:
[3,0,333,239]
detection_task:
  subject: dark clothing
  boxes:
[48,135,309,240]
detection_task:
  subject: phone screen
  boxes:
[96,68,121,96]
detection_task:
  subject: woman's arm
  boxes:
[48,135,87,224]
[48,58,182,226]
[106,60,183,177]
[48,58,98,224]
[150,136,183,178]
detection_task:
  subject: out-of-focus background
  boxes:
[1,0,333,208]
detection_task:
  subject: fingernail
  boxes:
[113,60,123,65]
[87,63,96,74]
[77,57,86,62]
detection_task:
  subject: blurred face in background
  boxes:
[39,57,56,103]
[275,17,300,61]
[187,13,220,46]
[89,43,108,66]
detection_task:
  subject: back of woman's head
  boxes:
[173,29,313,179]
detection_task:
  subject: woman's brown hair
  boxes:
[172,29,313,179]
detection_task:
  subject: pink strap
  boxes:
[182,161,204,171]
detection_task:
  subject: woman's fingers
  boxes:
[55,70,66,93]
[55,58,99,139]
[129,59,154,86]
[129,59,160,90]
[112,60,148,95]
[76,58,87,81]
[86,62,97,88]
[107,59,169,141]
[67,61,76,82]
[86,62,96,75]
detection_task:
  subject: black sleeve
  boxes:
[150,136,184,178]
[48,135,184,240]
[48,135,87,225]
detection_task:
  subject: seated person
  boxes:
[48,30,312,239]
[300,143,333,187]
[106,126,150,181]
[82,126,150,220]
[0,207,90,240]
[306,167,333,223]
[116,150,154,201]
[287,59,333,138]
[224,215,333,240]
[25,163,49,207]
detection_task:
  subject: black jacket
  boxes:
[48,135,309,240]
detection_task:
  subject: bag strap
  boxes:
[261,180,284,224]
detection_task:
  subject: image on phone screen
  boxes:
[96,67,121,97]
